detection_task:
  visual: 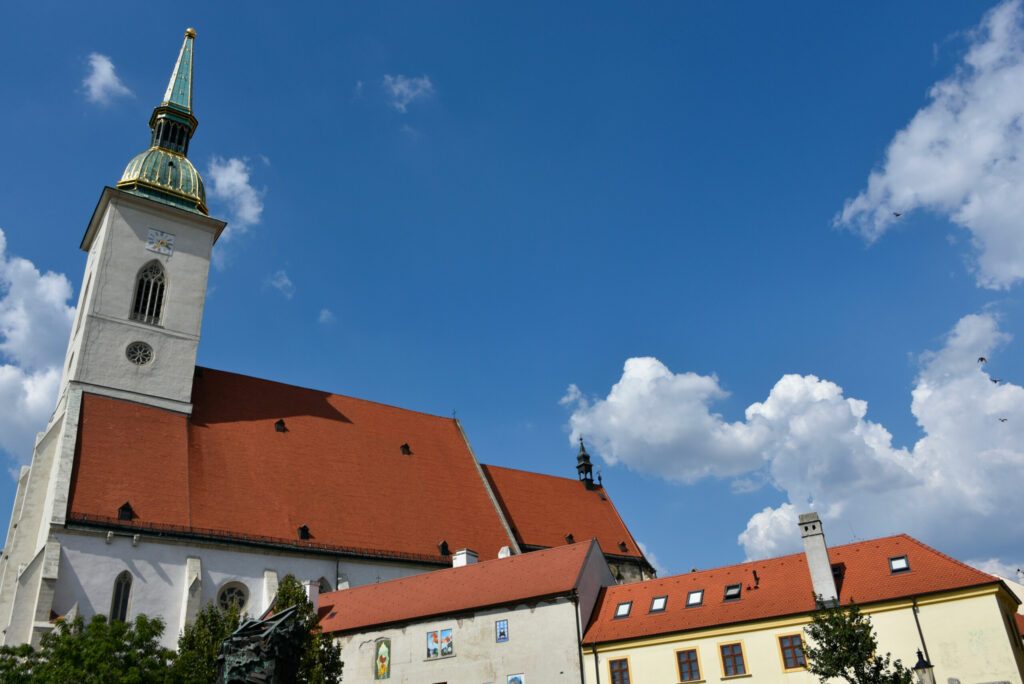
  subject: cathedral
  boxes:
[0,29,653,649]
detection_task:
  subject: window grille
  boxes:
[609,658,630,684]
[218,582,249,612]
[779,634,807,668]
[131,262,166,325]
[110,571,132,622]
[720,643,746,676]
[677,649,700,681]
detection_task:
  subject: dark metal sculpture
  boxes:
[216,606,305,683]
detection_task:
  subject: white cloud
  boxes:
[82,53,132,105]
[968,557,1023,582]
[638,541,668,577]
[318,308,334,324]
[564,313,1024,566]
[836,0,1024,289]
[206,157,264,238]
[267,270,295,299]
[382,74,434,113]
[0,229,74,465]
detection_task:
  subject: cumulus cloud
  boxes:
[206,157,264,237]
[82,53,133,105]
[564,313,1024,566]
[318,308,334,324]
[266,270,295,299]
[969,557,1023,582]
[382,74,434,113]
[0,230,75,465]
[638,541,668,577]
[835,0,1024,289]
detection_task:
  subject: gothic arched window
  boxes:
[131,261,166,325]
[110,571,132,622]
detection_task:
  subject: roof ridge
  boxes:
[196,366,458,422]
[896,533,998,581]
[481,463,580,483]
[320,540,593,599]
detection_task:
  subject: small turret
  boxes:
[576,437,595,489]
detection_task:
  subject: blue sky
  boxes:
[1,1,1023,578]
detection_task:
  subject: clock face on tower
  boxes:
[146,229,175,256]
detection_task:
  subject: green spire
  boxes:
[116,28,208,215]
[162,27,195,113]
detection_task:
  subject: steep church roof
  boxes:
[66,368,641,567]
[482,464,646,563]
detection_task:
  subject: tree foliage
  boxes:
[803,599,914,684]
[0,614,174,683]
[170,602,240,683]
[272,574,344,684]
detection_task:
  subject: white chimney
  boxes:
[452,548,478,567]
[302,579,320,610]
[799,512,838,606]
[498,546,512,559]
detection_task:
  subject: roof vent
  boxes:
[618,541,629,553]
[118,502,135,521]
[275,419,288,433]
[498,546,512,559]
[565,533,575,544]
[400,443,412,455]
[438,540,450,556]
[297,525,311,540]
[452,548,478,567]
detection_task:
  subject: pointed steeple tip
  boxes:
[185,27,197,38]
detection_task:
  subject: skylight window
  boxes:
[686,589,704,607]
[614,601,632,618]
[724,584,742,601]
[649,596,667,613]
[889,555,910,573]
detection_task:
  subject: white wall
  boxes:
[52,529,434,649]
[335,598,583,684]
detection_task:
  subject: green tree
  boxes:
[170,602,240,683]
[804,599,914,684]
[0,614,174,683]
[273,575,344,684]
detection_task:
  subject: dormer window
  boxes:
[130,261,166,326]
[889,555,910,573]
[117,502,135,521]
[724,583,742,601]
[649,596,667,613]
[614,601,632,618]
[686,589,704,607]
[297,525,310,540]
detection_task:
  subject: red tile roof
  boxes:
[68,368,518,563]
[482,464,647,563]
[583,534,1000,645]
[319,540,600,634]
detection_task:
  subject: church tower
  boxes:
[60,28,225,415]
[0,30,224,646]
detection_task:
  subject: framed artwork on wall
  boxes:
[373,638,390,679]
[426,631,439,659]
[440,628,454,656]
[496,619,509,642]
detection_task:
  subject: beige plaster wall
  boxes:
[335,597,583,684]
[584,589,1024,684]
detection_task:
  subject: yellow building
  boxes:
[582,514,1024,683]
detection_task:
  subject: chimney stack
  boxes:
[452,548,478,568]
[799,512,838,607]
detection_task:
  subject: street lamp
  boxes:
[912,650,935,684]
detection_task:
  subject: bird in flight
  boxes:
[978,356,988,364]
[892,211,903,217]
[999,418,1008,422]
[991,377,1002,384]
